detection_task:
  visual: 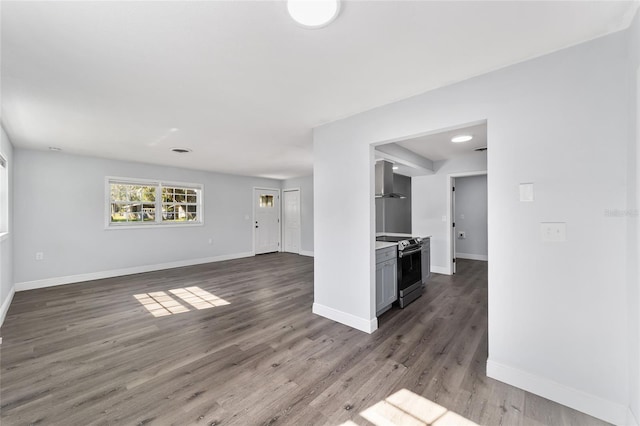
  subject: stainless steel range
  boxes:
[376,235,425,308]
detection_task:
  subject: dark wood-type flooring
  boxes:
[0,254,608,425]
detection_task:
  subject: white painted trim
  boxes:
[628,407,639,426]
[456,252,488,261]
[299,250,314,257]
[487,359,628,425]
[0,285,15,327]
[252,187,282,255]
[430,265,450,275]
[105,222,204,231]
[282,188,301,255]
[312,303,378,334]
[15,251,255,292]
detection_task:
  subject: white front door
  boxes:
[254,188,280,254]
[283,189,300,254]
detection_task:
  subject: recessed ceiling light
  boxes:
[287,0,340,29]
[170,128,179,132]
[170,147,192,154]
[451,135,473,143]
[392,166,399,170]
[48,147,62,151]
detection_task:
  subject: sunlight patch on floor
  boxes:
[134,287,229,317]
[170,286,230,310]
[340,388,479,426]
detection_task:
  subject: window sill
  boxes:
[0,232,8,242]
[105,222,204,231]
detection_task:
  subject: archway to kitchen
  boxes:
[373,120,488,290]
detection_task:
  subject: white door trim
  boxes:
[253,187,282,254]
[282,188,301,255]
[447,171,487,275]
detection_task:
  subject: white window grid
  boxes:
[106,177,203,228]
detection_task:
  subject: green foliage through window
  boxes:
[108,179,202,226]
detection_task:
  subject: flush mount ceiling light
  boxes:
[170,147,192,154]
[451,135,473,143]
[392,166,399,170]
[287,0,340,29]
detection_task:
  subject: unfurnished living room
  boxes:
[1,1,639,425]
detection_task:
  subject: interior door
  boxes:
[283,189,300,254]
[254,188,280,254]
[451,178,457,274]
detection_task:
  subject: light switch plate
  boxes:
[540,222,566,242]
[520,183,534,202]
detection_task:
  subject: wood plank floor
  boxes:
[1,254,608,426]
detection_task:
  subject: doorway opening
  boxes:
[449,172,488,274]
[373,120,488,277]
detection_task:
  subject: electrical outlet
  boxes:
[35,252,44,261]
[540,222,566,242]
[458,231,466,239]
[460,213,465,219]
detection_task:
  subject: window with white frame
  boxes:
[107,178,203,227]
[0,154,7,235]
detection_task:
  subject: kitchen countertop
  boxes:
[375,232,412,238]
[376,241,398,250]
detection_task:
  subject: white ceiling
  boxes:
[397,122,488,162]
[1,1,638,179]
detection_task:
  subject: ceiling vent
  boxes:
[170,148,192,154]
[474,146,487,152]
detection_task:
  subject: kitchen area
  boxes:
[375,159,431,316]
[373,124,488,320]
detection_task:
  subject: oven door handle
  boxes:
[398,247,423,257]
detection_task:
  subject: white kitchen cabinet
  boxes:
[376,246,397,316]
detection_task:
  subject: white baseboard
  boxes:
[431,265,451,275]
[15,251,255,292]
[312,302,377,334]
[456,253,488,261]
[0,285,15,327]
[299,250,314,257]
[629,407,640,426]
[487,359,628,425]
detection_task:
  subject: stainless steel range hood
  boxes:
[375,160,406,199]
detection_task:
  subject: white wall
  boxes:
[282,174,314,256]
[0,127,14,325]
[627,9,640,425]
[454,174,488,260]
[412,152,487,273]
[13,150,281,288]
[314,27,632,425]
